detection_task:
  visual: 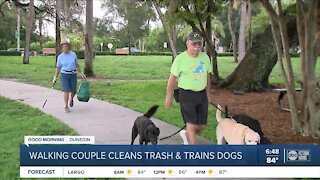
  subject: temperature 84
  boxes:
[266,157,279,164]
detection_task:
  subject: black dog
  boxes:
[232,114,272,144]
[131,105,160,145]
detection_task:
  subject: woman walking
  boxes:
[53,42,85,112]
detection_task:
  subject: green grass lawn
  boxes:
[0,96,77,179]
[0,56,171,85]
[92,55,172,80]
[0,55,318,85]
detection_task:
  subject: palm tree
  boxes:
[228,0,238,63]
[238,0,247,62]
[55,0,61,62]
[84,0,94,76]
[23,0,35,64]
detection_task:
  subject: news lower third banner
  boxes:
[20,144,319,166]
[19,136,320,178]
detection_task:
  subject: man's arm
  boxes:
[206,74,211,103]
[165,74,177,109]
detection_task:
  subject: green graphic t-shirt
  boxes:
[171,51,212,92]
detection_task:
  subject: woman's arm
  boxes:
[53,68,61,84]
[76,64,82,73]
[76,64,86,79]
[54,68,61,78]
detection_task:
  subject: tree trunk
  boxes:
[39,17,43,50]
[128,28,131,55]
[296,0,320,137]
[307,79,320,137]
[152,1,177,61]
[172,24,177,49]
[246,0,252,49]
[227,0,238,63]
[23,0,35,64]
[17,8,20,51]
[218,26,277,91]
[55,0,61,63]
[168,0,178,61]
[276,0,300,133]
[238,0,247,62]
[171,24,178,62]
[204,9,218,84]
[84,0,94,76]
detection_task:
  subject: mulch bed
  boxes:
[209,88,320,144]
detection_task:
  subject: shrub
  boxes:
[44,41,56,48]
[73,50,96,59]
[0,51,21,56]
[217,52,233,56]
[30,43,41,51]
[95,51,173,56]
[130,52,172,56]
[96,51,117,56]
[290,53,300,57]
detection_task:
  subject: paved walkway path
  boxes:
[0,79,211,145]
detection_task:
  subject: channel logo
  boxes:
[286,149,310,161]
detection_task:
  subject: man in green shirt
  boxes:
[165,32,212,144]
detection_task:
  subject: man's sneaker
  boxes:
[180,130,189,145]
[64,106,71,113]
[70,100,74,107]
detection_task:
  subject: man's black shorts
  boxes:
[178,88,208,125]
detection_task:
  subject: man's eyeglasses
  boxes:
[191,41,202,46]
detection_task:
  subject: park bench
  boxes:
[115,48,129,56]
[42,48,56,57]
[274,88,302,112]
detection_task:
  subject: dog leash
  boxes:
[159,102,227,141]
[210,102,228,116]
[159,125,186,141]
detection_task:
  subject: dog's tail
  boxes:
[216,104,223,122]
[143,105,159,118]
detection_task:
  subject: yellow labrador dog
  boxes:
[216,104,260,145]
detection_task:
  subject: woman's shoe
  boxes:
[64,106,71,113]
[70,100,74,107]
